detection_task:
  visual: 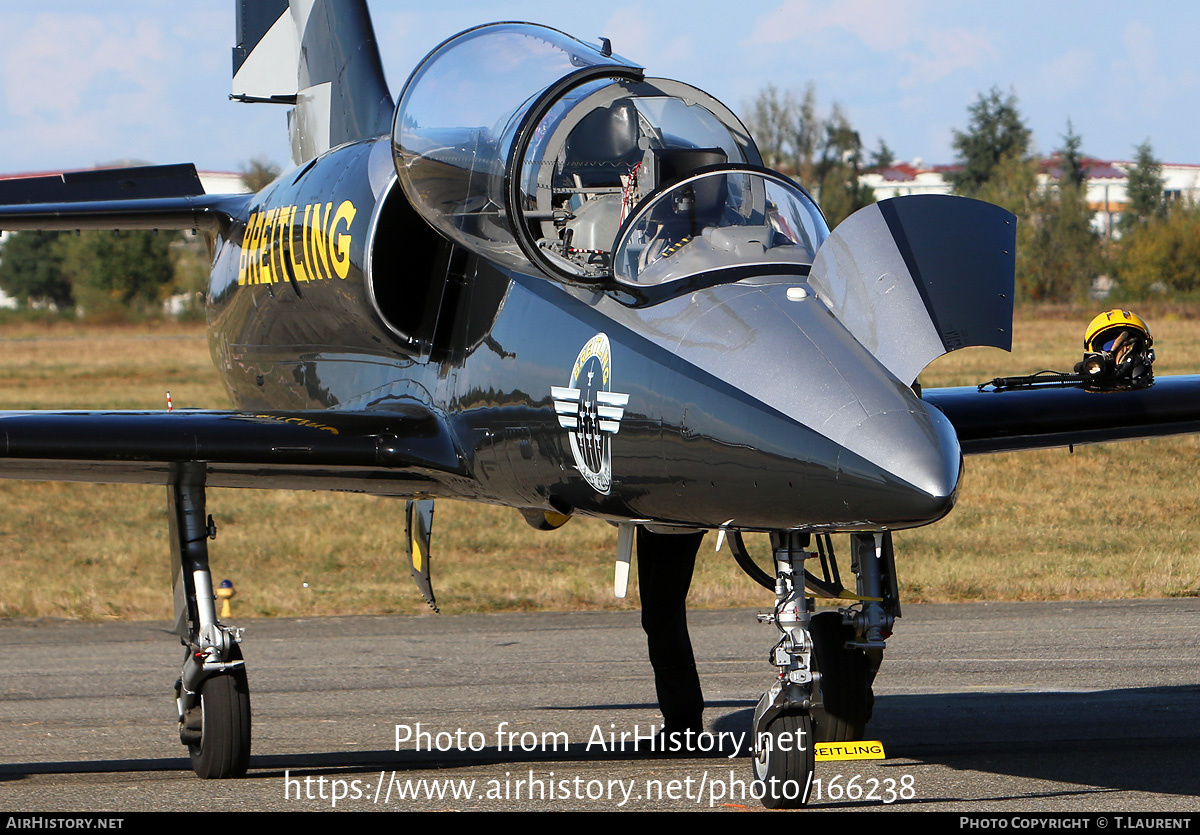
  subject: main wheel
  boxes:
[188,646,251,779]
[810,611,874,742]
[752,710,815,809]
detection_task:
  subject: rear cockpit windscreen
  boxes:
[611,168,829,286]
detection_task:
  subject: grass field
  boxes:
[0,307,1197,620]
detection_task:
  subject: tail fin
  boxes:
[232,0,393,165]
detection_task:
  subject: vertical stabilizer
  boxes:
[232,0,393,165]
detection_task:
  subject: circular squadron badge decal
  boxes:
[550,333,630,494]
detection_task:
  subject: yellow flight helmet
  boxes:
[1083,309,1152,354]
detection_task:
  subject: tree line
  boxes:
[744,84,1196,303]
[948,88,1196,302]
[0,228,190,316]
[742,83,885,229]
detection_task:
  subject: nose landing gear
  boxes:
[747,531,817,807]
[732,530,898,808]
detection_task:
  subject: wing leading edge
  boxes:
[925,375,1200,454]
[0,163,251,233]
[0,407,467,495]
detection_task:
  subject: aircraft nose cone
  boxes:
[838,403,962,526]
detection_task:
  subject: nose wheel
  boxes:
[752,707,815,808]
[809,611,874,742]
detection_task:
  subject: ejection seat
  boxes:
[553,101,643,258]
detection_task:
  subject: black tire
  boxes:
[188,646,251,779]
[752,711,814,809]
[810,611,874,742]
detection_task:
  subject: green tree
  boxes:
[949,87,1032,196]
[1111,141,1200,299]
[240,157,283,193]
[1021,187,1100,302]
[743,84,878,225]
[1113,202,1200,297]
[954,100,1097,301]
[0,231,72,308]
[867,138,895,172]
[788,85,820,188]
[1057,120,1087,189]
[1019,124,1102,301]
[971,153,1095,302]
[814,105,875,227]
[745,84,792,172]
[744,83,821,186]
[57,230,178,316]
[1119,140,1165,233]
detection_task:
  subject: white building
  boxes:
[861,159,1200,237]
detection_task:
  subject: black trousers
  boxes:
[637,527,705,731]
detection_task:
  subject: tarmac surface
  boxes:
[2,599,1198,812]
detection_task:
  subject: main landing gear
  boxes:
[731,530,898,808]
[169,463,250,778]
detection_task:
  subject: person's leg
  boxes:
[637,527,705,732]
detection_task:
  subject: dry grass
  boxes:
[0,320,223,409]
[905,303,1200,602]
[0,306,1197,621]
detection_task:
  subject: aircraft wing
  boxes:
[0,163,250,232]
[0,407,466,494]
[0,163,470,496]
[924,375,1200,454]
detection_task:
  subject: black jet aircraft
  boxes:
[2,1,1198,808]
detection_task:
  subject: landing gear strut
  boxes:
[169,462,250,778]
[737,530,899,807]
[749,532,817,808]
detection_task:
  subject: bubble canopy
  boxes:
[393,23,763,283]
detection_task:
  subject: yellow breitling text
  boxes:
[238,199,357,285]
[250,415,340,434]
